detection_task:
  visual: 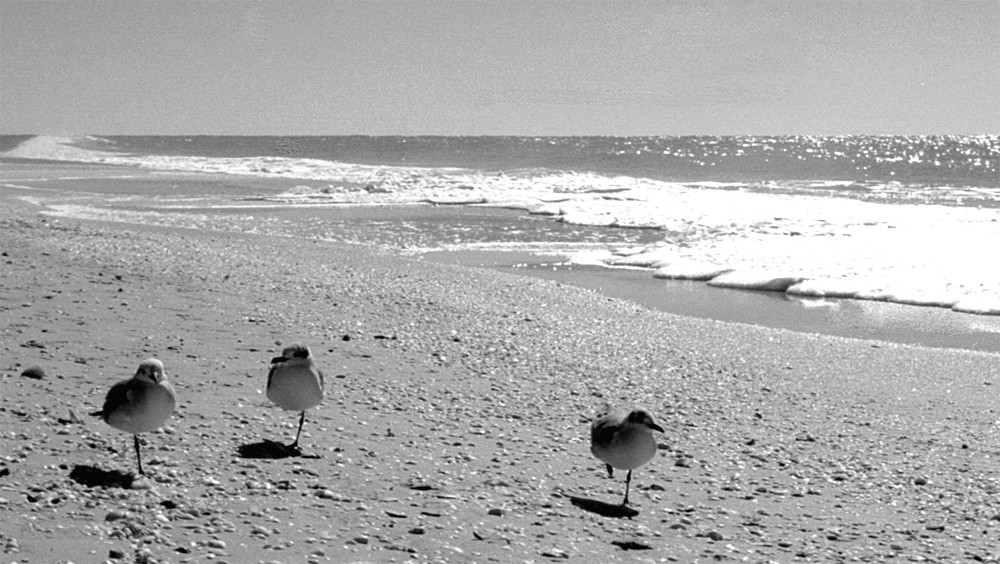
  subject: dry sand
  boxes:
[2,194,1000,563]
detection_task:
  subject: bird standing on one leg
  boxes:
[92,358,176,475]
[266,343,325,450]
[590,408,664,506]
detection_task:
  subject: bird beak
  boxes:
[649,423,664,433]
[271,356,286,364]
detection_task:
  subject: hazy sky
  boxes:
[2,0,998,135]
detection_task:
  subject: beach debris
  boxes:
[611,540,652,550]
[540,547,570,559]
[20,365,46,379]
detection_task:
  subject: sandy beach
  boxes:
[3,189,1000,563]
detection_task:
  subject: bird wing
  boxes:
[100,380,131,422]
[591,418,620,445]
[266,363,278,389]
[317,368,325,391]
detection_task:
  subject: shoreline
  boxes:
[3,196,1000,561]
[422,249,1000,353]
[4,158,999,333]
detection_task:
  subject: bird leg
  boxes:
[606,464,614,478]
[622,469,633,506]
[291,411,306,448]
[133,434,144,475]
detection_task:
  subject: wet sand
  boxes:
[423,250,1000,353]
[2,182,1000,562]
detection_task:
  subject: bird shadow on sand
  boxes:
[569,496,640,519]
[237,440,319,460]
[69,464,134,489]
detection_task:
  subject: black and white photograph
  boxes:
[2,1,999,562]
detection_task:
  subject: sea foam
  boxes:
[7,135,1000,316]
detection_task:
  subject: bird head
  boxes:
[273,343,312,364]
[135,358,166,383]
[627,409,664,433]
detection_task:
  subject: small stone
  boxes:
[487,508,504,516]
[20,366,46,379]
[206,539,226,549]
[130,478,151,490]
[105,510,128,522]
[109,549,126,559]
[541,548,569,559]
[705,531,724,541]
[409,527,426,535]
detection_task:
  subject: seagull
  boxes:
[590,408,664,505]
[266,343,324,449]
[92,358,176,475]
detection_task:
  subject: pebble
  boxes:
[20,366,46,379]
[105,510,128,522]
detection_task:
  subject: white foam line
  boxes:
[56,175,148,180]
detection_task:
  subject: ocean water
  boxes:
[3,134,1000,316]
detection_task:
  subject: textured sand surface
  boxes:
[2,196,1000,563]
